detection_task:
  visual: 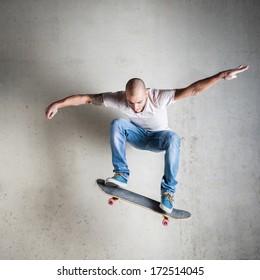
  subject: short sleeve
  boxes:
[102,91,123,108]
[150,88,176,108]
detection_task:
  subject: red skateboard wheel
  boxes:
[162,218,169,226]
[108,198,115,206]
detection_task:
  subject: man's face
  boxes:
[126,88,148,113]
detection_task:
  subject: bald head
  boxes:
[125,78,146,96]
[125,78,148,113]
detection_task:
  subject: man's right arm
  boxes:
[45,93,104,119]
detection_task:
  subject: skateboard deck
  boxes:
[96,179,191,226]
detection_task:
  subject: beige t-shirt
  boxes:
[103,88,176,131]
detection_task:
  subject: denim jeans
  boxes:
[109,118,181,195]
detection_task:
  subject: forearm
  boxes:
[175,65,249,101]
[45,93,103,119]
[53,94,104,108]
[54,95,90,109]
[189,72,222,96]
[175,73,222,100]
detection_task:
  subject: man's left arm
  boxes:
[174,65,249,101]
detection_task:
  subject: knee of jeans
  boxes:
[110,118,125,130]
[164,131,180,149]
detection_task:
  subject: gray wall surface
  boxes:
[0,0,259,259]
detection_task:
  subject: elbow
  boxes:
[191,88,199,96]
[192,85,204,96]
[79,95,91,105]
[72,95,90,106]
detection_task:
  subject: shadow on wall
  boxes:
[0,2,128,255]
[2,58,122,257]
[1,57,123,258]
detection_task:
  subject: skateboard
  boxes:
[96,179,191,226]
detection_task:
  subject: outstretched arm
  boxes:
[174,65,249,101]
[45,94,104,119]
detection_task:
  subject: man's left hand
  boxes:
[221,65,249,80]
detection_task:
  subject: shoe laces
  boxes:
[162,192,174,202]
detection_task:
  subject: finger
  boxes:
[226,76,235,80]
[47,111,53,119]
[226,74,237,80]
[237,65,249,71]
[232,66,249,75]
[234,68,248,74]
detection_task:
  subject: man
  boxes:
[45,65,249,213]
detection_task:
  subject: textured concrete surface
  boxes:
[0,0,259,259]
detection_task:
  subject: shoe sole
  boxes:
[105,178,127,188]
[159,203,173,214]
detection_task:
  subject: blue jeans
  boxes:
[109,118,181,195]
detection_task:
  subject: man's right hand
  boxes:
[45,103,58,119]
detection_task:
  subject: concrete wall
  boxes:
[0,0,259,259]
